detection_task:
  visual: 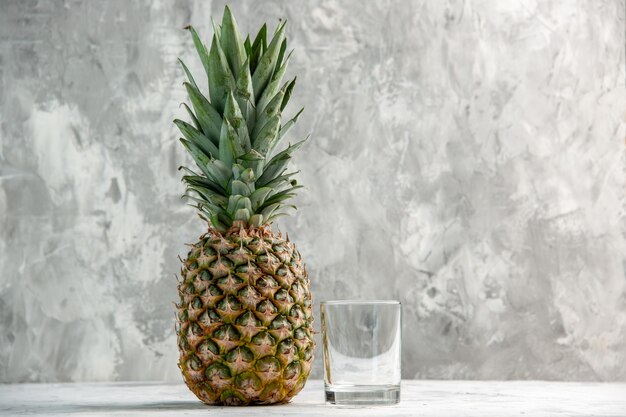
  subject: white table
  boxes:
[0,380,624,416]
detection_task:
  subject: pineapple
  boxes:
[174,6,314,406]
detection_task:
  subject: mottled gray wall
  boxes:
[0,0,624,383]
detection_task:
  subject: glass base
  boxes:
[325,384,400,405]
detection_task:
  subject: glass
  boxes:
[321,300,401,405]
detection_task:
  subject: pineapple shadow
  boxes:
[29,399,300,413]
[25,401,207,414]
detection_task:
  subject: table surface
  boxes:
[0,380,625,417]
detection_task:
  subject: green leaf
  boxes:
[231,180,251,197]
[261,171,299,190]
[218,212,233,225]
[275,38,287,74]
[183,193,208,206]
[219,119,243,166]
[234,208,251,222]
[260,203,280,220]
[228,123,245,159]
[231,163,244,180]
[206,209,228,232]
[244,35,252,57]
[184,193,229,212]
[178,165,201,177]
[249,24,267,73]
[185,26,210,76]
[237,130,251,156]
[182,164,228,192]
[223,92,245,131]
[178,58,198,90]
[235,58,254,105]
[175,120,218,158]
[255,138,307,187]
[220,5,246,77]
[235,58,256,135]
[246,161,265,181]
[180,140,230,192]
[258,187,302,210]
[253,86,285,139]
[209,217,228,232]
[186,185,228,205]
[249,214,263,227]
[208,35,236,113]
[266,208,295,223]
[251,21,286,101]
[256,154,290,187]
[235,196,252,212]
[192,198,230,222]
[252,114,281,155]
[181,103,200,130]
[256,50,292,112]
[270,137,308,162]
[179,138,212,177]
[224,92,252,152]
[250,187,272,210]
[211,17,221,44]
[237,149,264,161]
[184,82,222,145]
[181,174,224,195]
[227,195,244,213]
[277,107,304,143]
[240,168,255,183]
[280,77,296,111]
[207,159,232,188]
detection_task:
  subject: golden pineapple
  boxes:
[174,6,314,406]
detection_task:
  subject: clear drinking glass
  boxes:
[321,300,401,405]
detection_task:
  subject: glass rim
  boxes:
[320,299,401,306]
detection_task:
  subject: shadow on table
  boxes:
[20,401,208,414]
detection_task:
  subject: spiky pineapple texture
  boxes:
[176,6,305,232]
[176,226,314,405]
[174,6,314,406]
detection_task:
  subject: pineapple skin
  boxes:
[176,224,314,405]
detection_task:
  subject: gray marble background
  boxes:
[0,0,624,383]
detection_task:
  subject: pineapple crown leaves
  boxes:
[176,6,306,232]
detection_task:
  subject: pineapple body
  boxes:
[177,224,314,405]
